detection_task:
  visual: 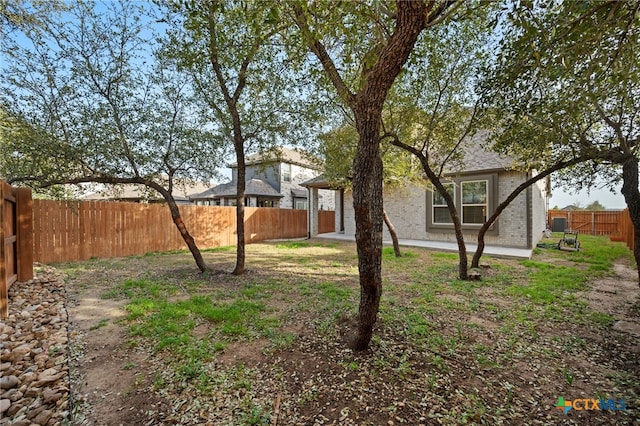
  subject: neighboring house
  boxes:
[190,147,335,210]
[306,134,549,250]
[560,204,580,211]
[80,180,210,205]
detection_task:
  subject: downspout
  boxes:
[307,186,311,239]
[340,188,345,232]
[526,171,533,249]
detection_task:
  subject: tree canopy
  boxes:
[1,0,225,271]
[481,0,640,279]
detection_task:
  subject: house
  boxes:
[80,180,210,204]
[190,147,335,210]
[305,134,549,250]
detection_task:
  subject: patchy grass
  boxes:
[62,235,640,425]
[89,318,109,331]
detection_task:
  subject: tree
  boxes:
[585,201,606,211]
[164,0,307,275]
[320,123,423,257]
[1,106,75,199]
[291,1,457,350]
[480,1,640,280]
[1,1,223,272]
[381,2,596,273]
[382,3,491,280]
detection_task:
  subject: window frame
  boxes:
[432,182,455,225]
[461,180,488,225]
[425,173,498,235]
[282,163,292,182]
[294,198,307,210]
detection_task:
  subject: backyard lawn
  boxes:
[61,234,639,425]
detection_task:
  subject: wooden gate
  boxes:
[1,181,33,318]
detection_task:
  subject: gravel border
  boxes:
[0,265,71,426]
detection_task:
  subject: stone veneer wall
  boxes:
[342,170,546,249]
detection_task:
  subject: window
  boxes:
[295,198,307,210]
[461,180,487,224]
[432,183,454,224]
[282,163,291,182]
[425,173,497,235]
[258,199,275,207]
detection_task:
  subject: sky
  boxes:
[549,181,626,210]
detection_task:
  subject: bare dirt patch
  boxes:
[584,260,640,338]
[67,280,171,425]
[57,240,640,425]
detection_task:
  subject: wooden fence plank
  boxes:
[548,209,624,236]
[611,209,634,251]
[1,181,7,318]
[28,200,324,263]
[319,210,335,234]
[1,181,32,318]
[16,188,33,282]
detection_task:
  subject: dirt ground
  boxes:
[63,244,640,425]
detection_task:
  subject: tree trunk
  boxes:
[349,2,429,350]
[383,210,401,257]
[293,0,435,350]
[471,157,589,268]
[165,197,209,273]
[351,113,384,351]
[389,138,468,279]
[233,147,246,275]
[620,156,640,284]
[420,158,468,280]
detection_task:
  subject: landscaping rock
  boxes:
[0,375,19,390]
[0,398,10,414]
[1,265,70,424]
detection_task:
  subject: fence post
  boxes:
[0,182,6,318]
[16,187,33,282]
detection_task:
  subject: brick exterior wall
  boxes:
[341,170,547,249]
[278,163,335,210]
[531,173,548,246]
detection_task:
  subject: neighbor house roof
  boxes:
[291,189,308,198]
[229,147,319,169]
[300,174,339,190]
[190,178,283,200]
[81,180,210,203]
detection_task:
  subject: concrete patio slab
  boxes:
[314,232,533,260]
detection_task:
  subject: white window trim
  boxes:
[282,163,292,182]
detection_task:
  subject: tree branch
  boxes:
[290,3,356,109]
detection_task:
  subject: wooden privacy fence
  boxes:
[32,200,335,264]
[318,210,335,235]
[547,209,624,236]
[611,209,635,251]
[1,181,33,318]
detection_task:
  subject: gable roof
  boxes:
[190,178,283,200]
[230,147,319,169]
[80,180,210,202]
[445,130,515,176]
